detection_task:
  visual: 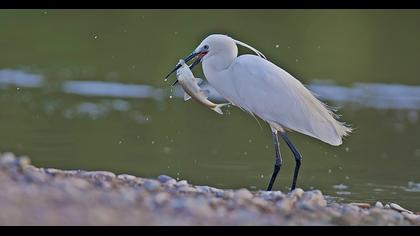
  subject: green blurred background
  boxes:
[0,10,419,210]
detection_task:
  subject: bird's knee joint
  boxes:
[295,155,302,165]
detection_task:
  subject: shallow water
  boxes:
[0,10,419,211]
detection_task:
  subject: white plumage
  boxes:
[198,34,351,146]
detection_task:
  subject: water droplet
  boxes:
[169,95,173,99]
[248,139,252,143]
[176,177,180,181]
[177,172,180,176]
[345,176,350,180]
[118,140,123,144]
[167,165,170,169]
[295,59,299,62]
[244,151,248,155]
[163,147,171,153]
[328,169,332,173]
[164,78,168,82]
[94,35,98,39]
[260,174,264,179]
[275,44,279,48]
[16,87,20,91]
[151,140,155,144]
[345,147,350,152]
[265,145,269,149]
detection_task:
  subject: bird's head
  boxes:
[165,34,237,79]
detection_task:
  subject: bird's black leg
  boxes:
[266,130,282,191]
[279,132,302,191]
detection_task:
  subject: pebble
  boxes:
[374,201,384,208]
[384,204,391,209]
[117,174,137,181]
[44,168,64,176]
[17,156,31,168]
[154,192,170,205]
[276,198,294,212]
[175,180,188,187]
[390,203,413,214]
[222,190,234,199]
[350,203,371,209]
[143,179,161,192]
[163,179,177,186]
[289,188,304,199]
[196,186,211,193]
[300,190,327,208]
[234,188,253,200]
[158,175,174,183]
[82,171,116,180]
[0,152,16,166]
[63,170,81,176]
[401,212,419,222]
[177,186,197,193]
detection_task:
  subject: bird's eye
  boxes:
[203,45,209,50]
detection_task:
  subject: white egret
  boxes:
[165,34,351,191]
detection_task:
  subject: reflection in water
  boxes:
[63,100,131,120]
[62,81,164,100]
[0,69,44,88]
[403,182,420,192]
[308,80,420,110]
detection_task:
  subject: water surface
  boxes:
[0,10,419,210]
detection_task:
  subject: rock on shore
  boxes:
[0,152,419,225]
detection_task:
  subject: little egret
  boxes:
[165,34,351,191]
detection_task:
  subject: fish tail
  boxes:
[212,103,230,115]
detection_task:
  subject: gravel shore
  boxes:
[0,152,419,226]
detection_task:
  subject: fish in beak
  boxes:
[165,47,208,85]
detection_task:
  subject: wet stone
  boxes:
[390,203,413,214]
[143,179,161,192]
[374,201,384,208]
[81,171,116,181]
[234,188,253,200]
[276,198,294,212]
[196,185,211,193]
[0,152,16,166]
[175,180,188,187]
[289,188,304,199]
[17,156,31,168]
[117,174,137,182]
[158,175,174,183]
[44,168,64,176]
[350,203,371,209]
[154,192,171,205]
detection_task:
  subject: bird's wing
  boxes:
[230,55,351,146]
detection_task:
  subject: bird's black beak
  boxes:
[164,51,198,80]
[165,49,208,85]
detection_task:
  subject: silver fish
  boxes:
[176,59,229,115]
